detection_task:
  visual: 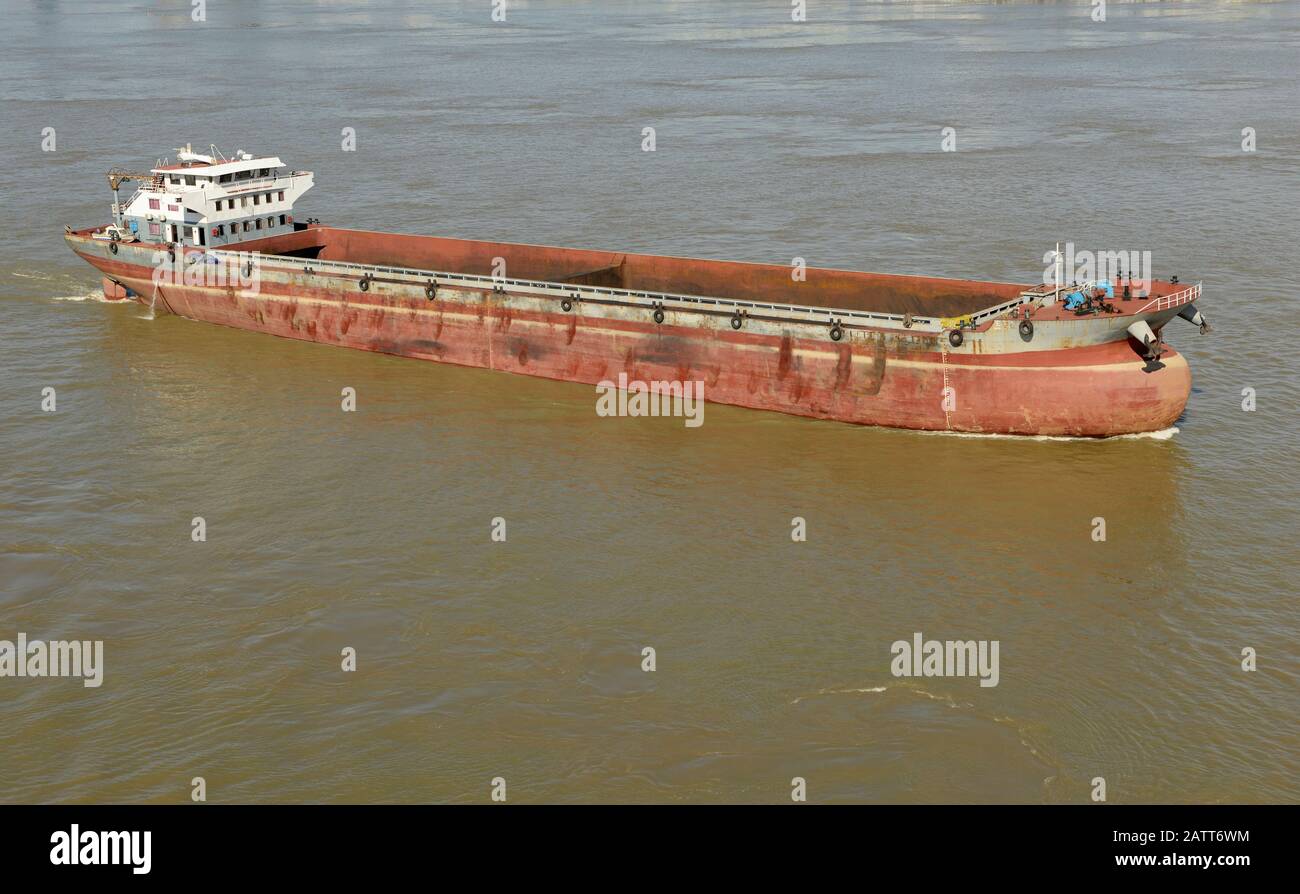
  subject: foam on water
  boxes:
[50,290,122,303]
[790,686,888,704]
[910,425,1179,443]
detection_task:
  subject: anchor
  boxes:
[1126,318,1163,362]
[1177,302,1212,335]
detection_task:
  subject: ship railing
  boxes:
[974,292,1047,324]
[121,175,169,206]
[1016,279,1098,310]
[134,177,167,194]
[225,171,310,188]
[211,249,1002,335]
[1027,279,1098,299]
[1136,282,1201,315]
[1061,279,1098,295]
[206,247,1204,332]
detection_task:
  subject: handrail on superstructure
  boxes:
[218,171,311,192]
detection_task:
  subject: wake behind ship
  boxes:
[66,144,1210,437]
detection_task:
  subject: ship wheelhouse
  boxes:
[117,144,313,249]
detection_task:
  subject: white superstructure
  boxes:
[116,144,313,248]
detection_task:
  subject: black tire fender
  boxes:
[1019,319,1034,340]
[948,329,964,348]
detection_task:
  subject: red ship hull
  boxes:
[67,226,1193,437]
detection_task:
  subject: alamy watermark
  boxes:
[891,632,999,687]
[1042,242,1151,289]
[595,373,704,428]
[0,633,104,687]
[50,825,150,874]
[152,249,261,291]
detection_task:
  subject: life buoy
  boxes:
[730,312,743,330]
[829,323,844,341]
[1018,319,1034,340]
[948,329,964,348]
[653,307,665,324]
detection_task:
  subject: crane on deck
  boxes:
[105,168,165,227]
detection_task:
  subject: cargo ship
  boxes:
[65,145,1209,437]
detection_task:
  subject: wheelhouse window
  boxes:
[148,198,160,210]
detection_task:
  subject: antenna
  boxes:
[1053,241,1063,302]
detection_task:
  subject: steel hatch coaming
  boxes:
[233,225,1032,319]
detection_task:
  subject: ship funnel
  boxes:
[1127,319,1162,360]
[1177,302,1212,334]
